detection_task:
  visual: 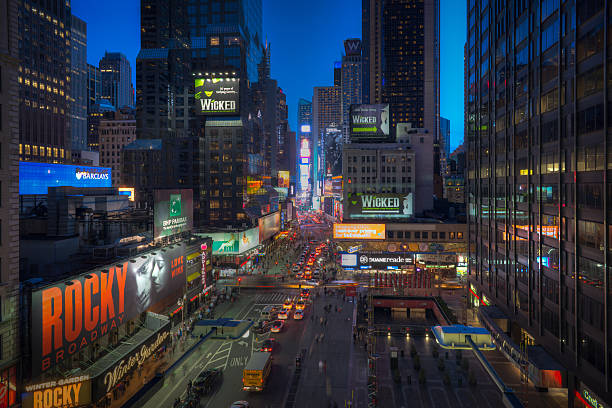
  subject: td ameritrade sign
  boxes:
[195,77,239,115]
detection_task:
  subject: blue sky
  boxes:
[73,0,466,150]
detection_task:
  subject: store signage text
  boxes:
[103,330,170,393]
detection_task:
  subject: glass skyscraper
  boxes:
[467,0,612,404]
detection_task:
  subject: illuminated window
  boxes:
[32,146,38,155]
[53,148,58,157]
[25,145,30,155]
[19,144,22,155]
[210,37,220,46]
[60,149,64,158]
[47,147,52,157]
[40,147,45,157]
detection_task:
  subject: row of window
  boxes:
[19,144,64,158]
[387,230,464,240]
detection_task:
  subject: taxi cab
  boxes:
[283,299,293,310]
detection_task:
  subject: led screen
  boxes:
[19,162,112,195]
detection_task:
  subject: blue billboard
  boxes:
[19,162,112,195]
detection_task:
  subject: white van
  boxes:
[261,305,277,320]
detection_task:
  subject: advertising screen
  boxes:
[277,171,290,188]
[333,223,386,240]
[258,212,281,241]
[20,162,112,195]
[118,187,135,201]
[346,192,413,219]
[205,228,259,255]
[300,124,311,133]
[349,104,390,142]
[357,253,414,269]
[341,254,358,267]
[30,244,186,376]
[23,376,92,408]
[154,189,193,240]
[194,77,239,115]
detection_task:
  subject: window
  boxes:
[432,232,438,239]
[422,232,428,239]
[210,36,220,46]
[439,231,446,239]
[405,231,411,239]
[577,66,603,99]
[414,231,421,239]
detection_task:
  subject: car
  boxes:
[270,320,284,332]
[306,280,320,286]
[293,310,304,320]
[193,368,223,395]
[277,310,288,320]
[283,300,293,310]
[295,301,305,310]
[300,289,310,298]
[230,402,250,408]
[296,273,304,279]
[260,338,276,352]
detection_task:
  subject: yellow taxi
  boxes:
[283,299,293,310]
[295,300,306,311]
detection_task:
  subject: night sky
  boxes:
[73,0,466,150]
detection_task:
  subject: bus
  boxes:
[242,352,272,391]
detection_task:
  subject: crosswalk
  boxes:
[253,292,297,304]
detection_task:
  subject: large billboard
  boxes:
[20,162,112,195]
[154,189,193,240]
[278,171,290,188]
[204,228,259,255]
[355,252,415,269]
[346,192,414,219]
[30,244,186,376]
[259,212,281,241]
[194,77,239,115]
[333,223,386,240]
[349,104,390,142]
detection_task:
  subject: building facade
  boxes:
[341,39,363,144]
[100,51,132,109]
[99,108,136,186]
[18,0,72,163]
[362,0,439,139]
[467,0,612,404]
[70,16,88,151]
[0,0,20,404]
[440,116,450,176]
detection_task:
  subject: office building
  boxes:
[467,0,611,404]
[99,108,136,186]
[341,38,363,143]
[440,116,450,175]
[87,63,100,109]
[298,98,313,136]
[70,16,88,151]
[0,0,20,402]
[362,0,439,138]
[100,51,132,109]
[297,99,313,193]
[312,86,341,145]
[18,0,72,163]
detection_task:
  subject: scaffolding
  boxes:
[367,274,377,407]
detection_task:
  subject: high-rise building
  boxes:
[467,1,612,404]
[70,16,88,151]
[313,86,341,194]
[100,51,133,109]
[341,38,363,143]
[18,0,72,163]
[439,116,450,175]
[297,99,313,193]
[87,63,100,110]
[297,98,313,136]
[99,108,136,186]
[362,0,439,138]
[0,0,21,402]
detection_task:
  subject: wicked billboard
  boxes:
[194,77,240,115]
[349,104,390,142]
[30,244,186,376]
[346,192,414,219]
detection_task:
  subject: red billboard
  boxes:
[31,244,186,376]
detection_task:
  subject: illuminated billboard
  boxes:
[154,189,193,240]
[300,124,311,133]
[278,171,290,188]
[23,376,92,408]
[194,77,239,115]
[259,211,281,241]
[333,223,386,240]
[346,192,413,219]
[349,104,390,142]
[30,244,186,375]
[204,228,259,255]
[19,162,112,195]
[118,187,135,201]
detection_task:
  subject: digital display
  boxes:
[259,212,281,241]
[154,189,193,240]
[30,244,186,376]
[277,171,290,188]
[202,228,259,255]
[20,162,112,195]
[333,223,386,240]
[349,104,391,142]
[194,77,239,115]
[300,124,311,133]
[346,192,413,219]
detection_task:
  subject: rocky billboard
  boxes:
[30,244,186,376]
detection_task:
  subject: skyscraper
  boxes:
[18,0,72,163]
[100,51,133,109]
[362,0,439,137]
[467,1,612,404]
[440,116,450,174]
[87,63,100,110]
[297,98,313,135]
[0,0,21,403]
[70,16,88,151]
[341,38,363,143]
[313,86,341,194]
